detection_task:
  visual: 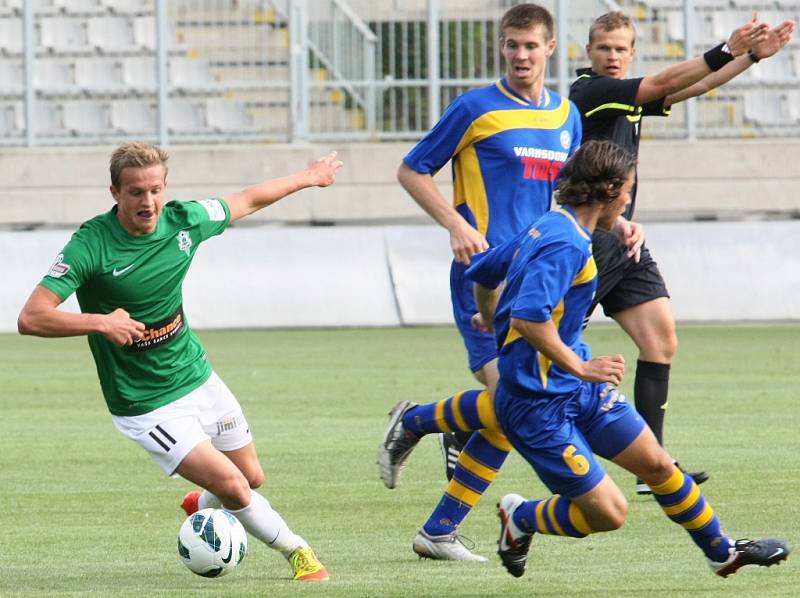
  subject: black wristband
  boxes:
[703,42,735,71]
[747,49,761,63]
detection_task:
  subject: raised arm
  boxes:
[635,15,768,105]
[397,162,489,265]
[510,317,625,385]
[225,151,343,223]
[18,285,145,346]
[664,19,795,106]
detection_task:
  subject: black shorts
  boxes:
[591,229,670,317]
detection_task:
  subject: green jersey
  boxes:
[39,198,231,416]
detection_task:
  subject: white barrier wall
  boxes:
[2,220,799,333]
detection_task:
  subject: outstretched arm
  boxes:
[397,162,489,265]
[225,151,344,223]
[635,14,769,105]
[511,317,626,385]
[664,19,795,106]
[18,286,145,347]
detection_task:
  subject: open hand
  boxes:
[727,13,769,56]
[307,151,344,187]
[751,20,795,60]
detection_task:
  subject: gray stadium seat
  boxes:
[53,0,103,13]
[33,59,74,93]
[121,56,157,92]
[39,17,87,53]
[74,58,124,93]
[87,16,137,53]
[0,102,23,136]
[32,100,66,135]
[743,90,795,126]
[206,98,253,132]
[132,15,156,50]
[0,18,23,54]
[169,57,216,91]
[103,0,154,14]
[0,59,24,94]
[167,99,208,133]
[110,99,156,133]
[62,100,110,133]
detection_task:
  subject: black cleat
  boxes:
[497,494,533,578]
[710,538,790,578]
[439,432,466,482]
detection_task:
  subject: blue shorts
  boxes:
[451,260,497,372]
[494,381,645,498]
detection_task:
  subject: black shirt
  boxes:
[569,67,670,219]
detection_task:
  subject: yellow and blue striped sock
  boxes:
[651,467,731,561]
[423,428,510,535]
[403,389,491,436]
[513,495,592,537]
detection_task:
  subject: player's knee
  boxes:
[638,450,675,486]
[599,498,628,531]
[247,469,265,489]
[213,473,252,510]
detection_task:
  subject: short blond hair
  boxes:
[589,11,636,46]
[109,142,169,188]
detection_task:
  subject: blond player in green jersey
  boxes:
[17,142,342,582]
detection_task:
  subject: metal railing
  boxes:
[0,0,798,146]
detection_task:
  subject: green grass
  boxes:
[1,324,798,597]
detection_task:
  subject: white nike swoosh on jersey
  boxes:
[112,264,135,276]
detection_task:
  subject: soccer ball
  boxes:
[177,508,248,577]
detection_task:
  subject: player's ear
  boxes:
[546,37,556,57]
[110,185,119,203]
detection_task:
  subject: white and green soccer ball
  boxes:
[177,508,247,577]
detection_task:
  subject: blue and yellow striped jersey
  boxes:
[490,207,597,397]
[404,78,582,247]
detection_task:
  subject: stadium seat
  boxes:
[74,58,124,93]
[206,98,253,132]
[0,101,23,136]
[33,59,74,93]
[87,16,137,53]
[39,17,88,53]
[132,15,156,50]
[0,59,24,94]
[0,18,23,54]
[62,100,110,133]
[167,98,208,133]
[32,100,66,135]
[52,0,104,14]
[103,0,154,14]
[110,99,156,133]
[121,56,157,92]
[743,90,795,126]
[169,57,217,91]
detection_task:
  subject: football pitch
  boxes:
[1,324,798,597]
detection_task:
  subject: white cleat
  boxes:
[412,529,488,562]
[378,400,420,489]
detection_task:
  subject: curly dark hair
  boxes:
[555,140,637,208]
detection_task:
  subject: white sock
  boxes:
[230,491,307,557]
[197,490,222,510]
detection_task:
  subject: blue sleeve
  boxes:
[510,242,582,323]
[466,228,527,289]
[403,96,473,175]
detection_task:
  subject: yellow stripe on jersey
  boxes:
[494,80,529,106]
[573,255,597,287]
[661,483,701,516]
[554,208,591,241]
[450,391,469,431]
[434,399,453,433]
[458,450,499,481]
[458,100,571,151]
[452,144,490,236]
[503,325,523,347]
[538,299,565,388]
[584,101,637,118]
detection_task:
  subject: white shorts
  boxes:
[111,371,253,475]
